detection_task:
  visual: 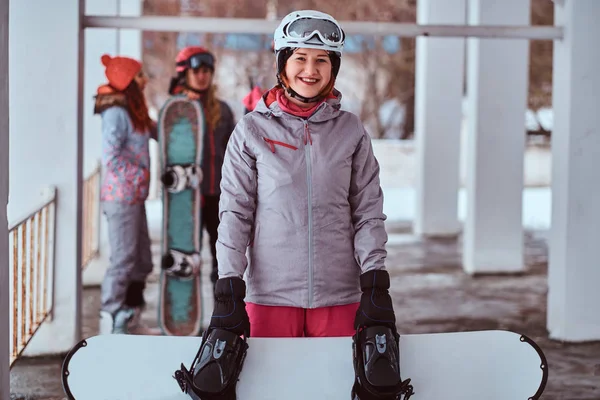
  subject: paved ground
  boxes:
[9,218,600,399]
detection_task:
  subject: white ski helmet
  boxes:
[273,10,345,56]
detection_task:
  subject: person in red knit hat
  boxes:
[164,46,236,296]
[94,54,160,335]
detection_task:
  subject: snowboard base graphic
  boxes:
[61,330,547,400]
[157,96,205,336]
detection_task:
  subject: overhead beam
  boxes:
[83,16,564,40]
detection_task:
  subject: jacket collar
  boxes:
[254,87,343,123]
[94,85,127,114]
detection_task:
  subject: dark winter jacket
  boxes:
[165,82,236,196]
[201,100,236,196]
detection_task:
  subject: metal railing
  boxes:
[82,163,101,268]
[9,187,57,367]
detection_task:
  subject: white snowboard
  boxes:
[61,330,547,400]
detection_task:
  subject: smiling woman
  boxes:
[181,9,411,400]
[209,10,400,342]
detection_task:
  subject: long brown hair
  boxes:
[123,80,153,132]
[202,84,221,132]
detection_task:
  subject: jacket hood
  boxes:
[94,84,127,115]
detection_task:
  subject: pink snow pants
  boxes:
[246,302,360,338]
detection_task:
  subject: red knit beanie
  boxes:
[101,54,142,91]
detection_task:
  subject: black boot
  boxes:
[125,281,146,308]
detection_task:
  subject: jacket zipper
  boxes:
[263,137,298,153]
[304,121,314,308]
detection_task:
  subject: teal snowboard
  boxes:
[157,95,205,336]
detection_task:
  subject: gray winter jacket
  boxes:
[216,89,388,309]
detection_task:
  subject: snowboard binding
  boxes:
[161,249,201,278]
[161,164,202,193]
[352,326,415,400]
[174,328,249,400]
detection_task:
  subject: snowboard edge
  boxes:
[61,336,89,400]
[519,334,549,400]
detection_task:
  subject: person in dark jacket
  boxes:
[167,46,236,292]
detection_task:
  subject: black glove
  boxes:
[208,277,251,337]
[354,269,397,333]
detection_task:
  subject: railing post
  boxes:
[50,189,58,321]
[82,163,102,268]
[95,161,101,258]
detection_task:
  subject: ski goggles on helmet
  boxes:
[177,52,215,71]
[284,17,345,47]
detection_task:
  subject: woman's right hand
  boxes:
[185,90,201,101]
[208,277,251,337]
[354,269,397,334]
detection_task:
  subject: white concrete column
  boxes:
[463,0,530,274]
[9,0,82,355]
[548,0,600,342]
[118,0,142,59]
[0,0,9,397]
[84,0,118,177]
[414,0,466,237]
[82,0,118,286]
